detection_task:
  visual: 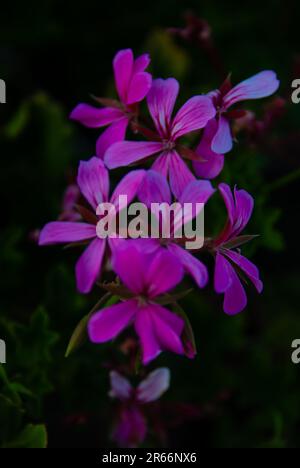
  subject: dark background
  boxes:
[1,0,300,448]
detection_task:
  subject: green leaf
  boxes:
[65,294,119,357]
[0,365,32,406]
[65,314,90,358]
[13,306,59,399]
[222,234,260,250]
[9,383,34,399]
[3,101,30,138]
[172,302,197,358]
[155,289,193,305]
[4,424,48,448]
[16,307,58,367]
[259,413,286,448]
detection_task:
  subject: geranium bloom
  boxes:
[58,184,81,222]
[31,183,81,244]
[109,368,170,447]
[212,183,263,314]
[138,170,215,288]
[193,71,279,179]
[70,49,152,158]
[39,157,145,293]
[104,78,216,198]
[88,242,185,364]
[193,118,225,180]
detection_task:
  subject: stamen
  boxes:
[162,139,176,151]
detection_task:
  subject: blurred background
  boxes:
[1,0,300,448]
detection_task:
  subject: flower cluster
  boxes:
[39,49,279,418]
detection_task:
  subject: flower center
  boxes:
[137,295,148,307]
[162,139,176,151]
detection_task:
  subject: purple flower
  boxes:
[109,368,170,447]
[104,78,216,198]
[88,242,185,364]
[194,71,279,179]
[212,183,263,315]
[138,170,215,288]
[193,118,225,179]
[70,49,152,158]
[39,157,145,294]
[31,183,81,244]
[58,184,81,222]
[112,405,146,448]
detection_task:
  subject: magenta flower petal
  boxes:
[214,253,247,314]
[119,238,160,255]
[110,170,146,212]
[145,249,184,298]
[77,157,109,210]
[232,187,254,237]
[113,242,183,298]
[167,243,208,288]
[168,150,195,199]
[96,117,129,159]
[151,151,171,178]
[137,368,170,403]
[138,170,171,207]
[223,71,280,108]
[218,183,235,227]
[211,116,232,154]
[171,95,216,139]
[75,237,106,293]
[61,184,80,214]
[135,307,162,364]
[179,179,215,205]
[147,78,179,136]
[213,184,261,313]
[214,252,232,293]
[223,250,263,293]
[193,118,224,179]
[194,151,224,180]
[151,304,184,355]
[88,298,138,342]
[109,371,132,400]
[223,262,247,315]
[39,221,96,245]
[70,103,124,128]
[113,406,147,448]
[133,53,150,74]
[126,71,152,105]
[217,184,254,244]
[113,49,134,104]
[112,243,150,295]
[104,141,163,169]
[173,179,215,237]
[107,236,128,252]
